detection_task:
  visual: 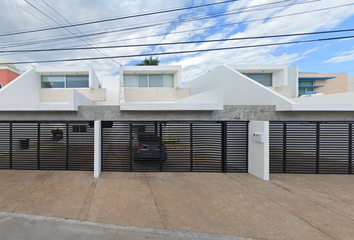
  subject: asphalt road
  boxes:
[0,212,251,240]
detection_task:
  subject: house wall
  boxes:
[288,66,298,97]
[97,76,120,105]
[268,86,292,98]
[273,69,287,87]
[0,67,40,105]
[1,105,354,122]
[182,65,294,110]
[40,89,106,102]
[124,88,191,102]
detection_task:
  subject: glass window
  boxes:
[124,75,137,87]
[66,75,89,88]
[246,73,272,86]
[149,75,163,87]
[41,75,65,88]
[164,74,174,87]
[299,81,313,87]
[138,75,148,87]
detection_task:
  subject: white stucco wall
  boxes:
[124,88,191,102]
[98,76,119,105]
[288,65,299,97]
[248,121,269,181]
[90,68,101,88]
[0,67,40,105]
[182,65,294,110]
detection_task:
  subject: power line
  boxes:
[0,0,295,48]
[40,0,122,66]
[0,0,326,50]
[1,28,354,53]
[0,0,238,37]
[9,34,354,64]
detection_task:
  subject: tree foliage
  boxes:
[136,56,159,66]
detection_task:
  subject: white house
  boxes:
[0,63,354,181]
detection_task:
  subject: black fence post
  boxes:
[283,122,287,173]
[129,123,133,172]
[159,122,163,172]
[9,123,12,169]
[37,123,40,170]
[316,122,320,174]
[66,123,69,170]
[246,122,249,173]
[190,123,193,172]
[221,122,227,173]
[349,123,352,174]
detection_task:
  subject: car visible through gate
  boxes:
[133,133,167,161]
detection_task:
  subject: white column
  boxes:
[94,120,101,178]
[248,121,269,180]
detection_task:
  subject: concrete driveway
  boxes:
[0,170,353,240]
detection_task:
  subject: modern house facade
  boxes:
[0,64,354,181]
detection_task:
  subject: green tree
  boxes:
[136,56,159,66]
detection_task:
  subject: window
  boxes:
[41,75,89,88]
[245,73,272,86]
[123,74,174,88]
[73,125,87,132]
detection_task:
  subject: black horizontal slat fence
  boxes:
[270,121,353,174]
[101,121,249,173]
[0,121,94,171]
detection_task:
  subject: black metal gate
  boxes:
[101,121,248,172]
[0,121,94,171]
[270,121,353,174]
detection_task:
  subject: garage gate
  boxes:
[101,121,249,172]
[0,121,94,171]
[270,121,353,174]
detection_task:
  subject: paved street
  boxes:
[0,212,252,240]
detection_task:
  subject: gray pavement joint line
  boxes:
[0,211,256,240]
[11,171,55,213]
[78,178,98,221]
[81,178,99,221]
[270,180,354,222]
[225,174,337,240]
[143,173,167,230]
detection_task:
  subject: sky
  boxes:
[1,0,354,83]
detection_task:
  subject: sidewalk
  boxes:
[0,170,353,240]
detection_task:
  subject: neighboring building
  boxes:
[298,72,348,96]
[0,60,21,89]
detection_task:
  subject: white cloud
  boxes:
[325,50,354,63]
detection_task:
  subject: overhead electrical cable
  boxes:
[1,28,353,53]
[8,34,354,64]
[0,0,239,37]
[0,0,328,50]
[40,0,122,66]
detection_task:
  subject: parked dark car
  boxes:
[133,133,167,161]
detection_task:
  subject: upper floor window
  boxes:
[124,74,174,88]
[41,75,89,88]
[244,73,272,87]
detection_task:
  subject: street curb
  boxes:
[0,211,264,240]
